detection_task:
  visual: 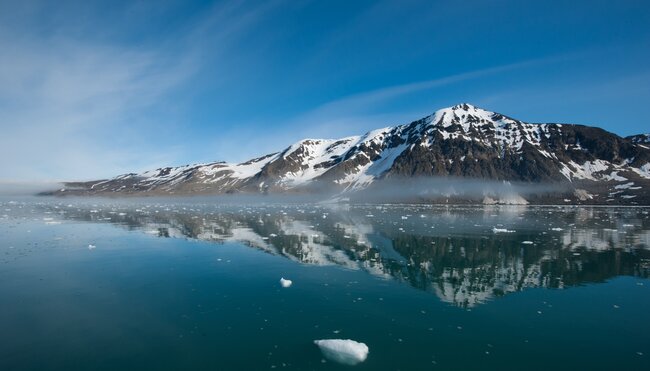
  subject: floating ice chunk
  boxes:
[314,339,369,365]
[521,241,534,245]
[87,244,96,250]
[492,227,515,233]
[280,277,292,288]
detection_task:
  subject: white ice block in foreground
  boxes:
[280,277,292,287]
[314,339,369,365]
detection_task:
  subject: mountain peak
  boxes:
[433,103,497,118]
[450,103,482,111]
[427,103,502,129]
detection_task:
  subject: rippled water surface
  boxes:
[1,197,649,370]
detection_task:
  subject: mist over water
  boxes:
[342,177,567,203]
[247,176,567,204]
[0,182,63,196]
[38,176,569,205]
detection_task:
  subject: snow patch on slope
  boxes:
[560,160,611,181]
[631,163,650,179]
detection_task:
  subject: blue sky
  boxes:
[1,0,649,181]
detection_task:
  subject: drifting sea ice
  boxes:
[280,278,292,288]
[314,339,369,365]
[492,227,515,233]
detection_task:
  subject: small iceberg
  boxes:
[492,227,515,233]
[280,277,292,288]
[314,339,369,365]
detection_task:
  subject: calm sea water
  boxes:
[0,197,649,370]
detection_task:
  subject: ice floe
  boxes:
[314,339,369,365]
[492,227,515,233]
[280,277,292,287]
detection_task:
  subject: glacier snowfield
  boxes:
[1,197,649,370]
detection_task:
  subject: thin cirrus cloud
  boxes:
[206,52,587,163]
[292,53,578,124]
[0,41,184,179]
[0,0,279,182]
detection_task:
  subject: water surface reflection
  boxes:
[30,201,650,307]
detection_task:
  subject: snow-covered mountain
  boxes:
[51,104,650,203]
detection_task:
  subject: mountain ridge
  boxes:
[47,103,650,204]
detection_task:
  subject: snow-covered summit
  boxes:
[430,103,500,127]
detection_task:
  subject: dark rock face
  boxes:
[45,104,650,204]
[385,122,648,183]
[626,133,650,144]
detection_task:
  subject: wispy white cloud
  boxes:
[0,0,280,181]
[207,53,585,162]
[256,53,583,143]
[298,52,587,121]
[0,38,187,180]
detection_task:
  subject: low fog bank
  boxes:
[0,181,64,196]
[344,177,568,204]
[36,193,338,207]
[34,176,570,205]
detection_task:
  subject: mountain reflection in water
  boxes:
[37,201,650,307]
